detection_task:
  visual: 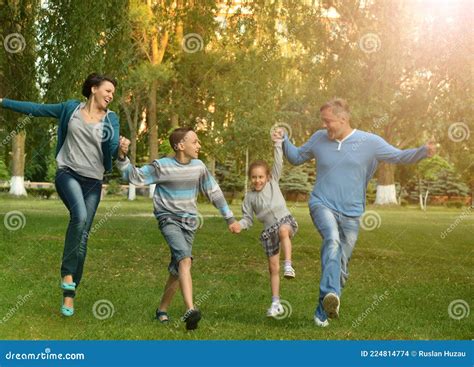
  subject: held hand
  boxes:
[228,222,241,234]
[271,128,284,142]
[119,136,131,159]
[425,138,437,158]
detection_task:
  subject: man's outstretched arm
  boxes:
[374,136,436,164]
[272,128,316,165]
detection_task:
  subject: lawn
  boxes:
[0,195,472,340]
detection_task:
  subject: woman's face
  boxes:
[91,81,115,110]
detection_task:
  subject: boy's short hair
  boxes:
[169,127,194,152]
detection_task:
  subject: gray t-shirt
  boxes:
[56,106,105,180]
[239,141,291,230]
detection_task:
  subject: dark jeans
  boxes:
[55,167,102,298]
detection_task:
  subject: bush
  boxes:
[106,179,121,195]
[446,201,464,209]
[28,187,56,199]
[0,159,9,180]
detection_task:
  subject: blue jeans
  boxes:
[310,204,360,321]
[55,168,102,298]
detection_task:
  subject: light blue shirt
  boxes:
[283,129,428,217]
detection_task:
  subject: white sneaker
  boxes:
[266,302,284,318]
[323,292,340,319]
[314,315,329,327]
[283,265,295,279]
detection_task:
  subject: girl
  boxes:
[233,136,298,318]
[0,73,120,317]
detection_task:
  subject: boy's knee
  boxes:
[178,257,192,268]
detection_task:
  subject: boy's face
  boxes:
[178,131,201,159]
[250,166,269,192]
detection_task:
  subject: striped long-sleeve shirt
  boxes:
[116,157,235,224]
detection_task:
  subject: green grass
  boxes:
[0,194,472,340]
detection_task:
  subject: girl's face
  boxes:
[250,166,270,192]
[91,81,115,111]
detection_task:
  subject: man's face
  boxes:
[320,108,346,140]
[179,131,201,159]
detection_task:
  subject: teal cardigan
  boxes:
[1,98,120,173]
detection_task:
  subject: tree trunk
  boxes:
[128,127,138,201]
[9,130,27,196]
[374,162,397,205]
[245,148,249,192]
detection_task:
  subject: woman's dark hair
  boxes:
[248,160,271,178]
[82,73,117,99]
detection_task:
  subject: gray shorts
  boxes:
[259,215,298,257]
[158,216,195,276]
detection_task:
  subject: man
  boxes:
[273,98,436,327]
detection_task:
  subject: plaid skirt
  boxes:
[259,214,298,257]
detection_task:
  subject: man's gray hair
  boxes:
[320,98,350,120]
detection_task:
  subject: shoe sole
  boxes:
[283,273,295,279]
[323,294,339,319]
[185,310,202,330]
[266,307,285,318]
[60,307,74,317]
[314,316,329,327]
[266,312,284,318]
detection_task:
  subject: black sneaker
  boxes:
[182,308,201,330]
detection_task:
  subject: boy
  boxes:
[117,128,239,330]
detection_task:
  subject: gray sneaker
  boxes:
[323,292,340,319]
[283,265,295,279]
[266,302,284,318]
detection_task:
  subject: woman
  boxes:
[0,73,120,317]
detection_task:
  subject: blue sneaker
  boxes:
[61,281,76,291]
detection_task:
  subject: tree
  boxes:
[0,0,39,196]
